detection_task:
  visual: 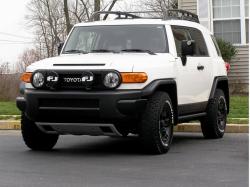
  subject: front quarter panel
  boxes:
[119,54,177,90]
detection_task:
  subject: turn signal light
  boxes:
[20,72,32,83]
[121,72,148,83]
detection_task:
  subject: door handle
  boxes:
[197,65,204,71]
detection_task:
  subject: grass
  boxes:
[228,96,248,119]
[227,118,248,124]
[227,95,248,124]
[0,102,20,116]
[0,96,248,123]
[0,115,20,120]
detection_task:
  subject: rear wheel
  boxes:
[139,91,174,154]
[21,113,59,150]
[201,89,227,139]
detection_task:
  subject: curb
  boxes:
[0,121,21,130]
[174,123,248,133]
[0,121,248,133]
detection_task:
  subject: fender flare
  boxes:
[142,79,178,124]
[142,79,177,97]
[209,76,229,113]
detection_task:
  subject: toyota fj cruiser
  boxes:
[16,10,229,154]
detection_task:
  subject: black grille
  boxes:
[39,98,99,108]
[36,70,119,91]
[37,110,100,123]
[37,98,100,123]
[58,72,103,90]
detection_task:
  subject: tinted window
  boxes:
[172,26,209,57]
[63,25,169,53]
[171,27,191,56]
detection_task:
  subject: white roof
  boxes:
[75,19,197,26]
[74,19,211,34]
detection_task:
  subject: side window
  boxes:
[211,35,222,57]
[172,27,191,56]
[172,26,209,57]
[188,28,209,56]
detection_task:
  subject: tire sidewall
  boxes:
[140,91,174,154]
[201,89,227,139]
[158,99,174,149]
[217,95,227,133]
[21,113,59,150]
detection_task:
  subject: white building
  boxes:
[179,0,249,93]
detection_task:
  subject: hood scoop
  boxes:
[53,64,105,66]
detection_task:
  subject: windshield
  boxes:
[63,25,169,54]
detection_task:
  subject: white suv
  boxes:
[17,10,229,154]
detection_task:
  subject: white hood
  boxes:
[26,53,174,72]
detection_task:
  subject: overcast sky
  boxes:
[0,0,34,64]
[0,0,141,65]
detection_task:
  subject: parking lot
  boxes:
[0,131,248,187]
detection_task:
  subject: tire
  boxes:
[139,91,174,154]
[201,89,227,139]
[21,113,59,150]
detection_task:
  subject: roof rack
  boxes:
[90,10,200,23]
[167,9,199,23]
[91,11,141,21]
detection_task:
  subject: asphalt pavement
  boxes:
[0,131,248,187]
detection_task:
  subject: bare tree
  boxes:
[70,0,119,22]
[69,0,93,22]
[16,49,40,73]
[0,62,10,74]
[26,0,120,59]
[64,0,72,34]
[94,0,100,20]
[0,62,19,101]
[103,0,118,20]
[142,0,178,16]
[26,0,66,58]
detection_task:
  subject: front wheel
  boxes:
[201,89,228,139]
[21,113,59,150]
[139,92,174,154]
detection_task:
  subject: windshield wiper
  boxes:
[91,49,119,53]
[121,49,156,55]
[64,49,88,54]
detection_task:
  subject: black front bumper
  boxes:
[17,89,147,123]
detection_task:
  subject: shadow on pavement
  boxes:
[24,133,206,156]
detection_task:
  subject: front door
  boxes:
[171,26,214,108]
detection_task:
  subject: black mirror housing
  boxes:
[181,40,195,56]
[58,42,64,55]
[181,40,195,65]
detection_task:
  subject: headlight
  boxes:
[32,72,45,88]
[103,72,120,89]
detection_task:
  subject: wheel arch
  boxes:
[209,76,229,114]
[142,79,178,124]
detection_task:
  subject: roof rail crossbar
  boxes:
[90,10,199,23]
[166,9,199,23]
[90,11,141,21]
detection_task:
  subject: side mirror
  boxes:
[181,40,195,66]
[57,42,64,55]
